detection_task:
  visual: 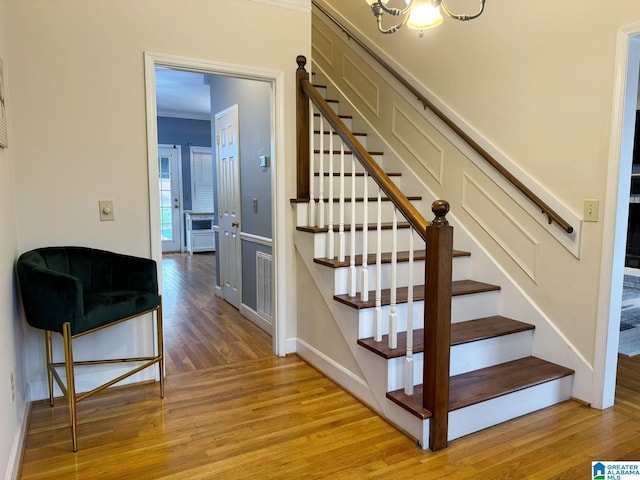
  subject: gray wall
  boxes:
[209,75,272,310]
[157,116,212,213]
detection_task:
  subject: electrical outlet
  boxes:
[99,200,115,221]
[9,372,15,403]
[584,199,599,222]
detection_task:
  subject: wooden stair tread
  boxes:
[386,356,574,419]
[314,149,384,156]
[357,316,534,359]
[291,195,422,204]
[314,112,352,120]
[334,280,501,310]
[315,249,470,268]
[297,221,411,234]
[313,195,421,203]
[314,172,401,177]
[314,130,368,136]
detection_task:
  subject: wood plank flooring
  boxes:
[18,253,640,479]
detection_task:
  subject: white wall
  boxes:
[318,0,640,369]
[6,0,309,404]
[0,0,28,477]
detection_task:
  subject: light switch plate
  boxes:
[99,200,115,221]
[584,199,599,222]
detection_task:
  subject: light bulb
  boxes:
[407,1,443,30]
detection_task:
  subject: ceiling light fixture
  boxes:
[365,0,485,36]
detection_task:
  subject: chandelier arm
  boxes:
[440,0,486,21]
[372,4,409,34]
[376,0,413,16]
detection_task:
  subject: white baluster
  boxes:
[348,155,357,297]
[374,187,383,342]
[326,128,334,258]
[308,102,316,227]
[388,208,398,349]
[318,111,325,229]
[360,171,369,302]
[404,227,415,395]
[338,140,346,263]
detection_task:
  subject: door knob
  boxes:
[232,222,239,228]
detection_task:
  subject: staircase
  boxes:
[293,59,574,450]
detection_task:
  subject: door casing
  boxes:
[144,51,287,356]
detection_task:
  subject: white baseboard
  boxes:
[285,337,297,354]
[28,366,157,402]
[5,397,29,480]
[240,304,272,335]
[295,337,374,406]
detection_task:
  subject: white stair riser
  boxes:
[312,228,422,259]
[314,132,367,149]
[332,256,470,295]
[315,115,352,130]
[356,291,501,339]
[312,200,423,232]
[385,330,534,390]
[313,174,402,199]
[447,376,572,441]
[312,153,384,173]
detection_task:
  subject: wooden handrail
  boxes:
[297,56,429,242]
[312,0,574,235]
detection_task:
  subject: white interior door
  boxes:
[216,105,241,308]
[158,145,182,253]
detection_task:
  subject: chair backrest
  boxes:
[20,247,116,293]
[17,246,159,334]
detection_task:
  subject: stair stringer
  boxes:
[310,65,594,405]
[294,229,431,447]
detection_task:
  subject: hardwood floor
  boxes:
[19,253,640,479]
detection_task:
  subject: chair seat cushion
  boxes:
[80,290,160,335]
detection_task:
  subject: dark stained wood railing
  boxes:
[296,55,452,451]
[312,0,574,235]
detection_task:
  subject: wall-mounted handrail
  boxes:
[312,0,574,235]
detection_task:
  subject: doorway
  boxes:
[144,52,286,355]
[158,145,183,253]
[595,27,640,409]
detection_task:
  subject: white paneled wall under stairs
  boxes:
[293,68,574,450]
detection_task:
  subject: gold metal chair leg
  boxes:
[157,297,165,398]
[45,331,54,407]
[63,322,78,452]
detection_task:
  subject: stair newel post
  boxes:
[388,207,398,349]
[295,55,310,202]
[374,187,383,342]
[360,171,369,302]
[338,140,346,262]
[326,128,334,258]
[423,200,453,452]
[404,227,415,395]
[348,154,357,297]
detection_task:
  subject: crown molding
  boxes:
[249,0,311,13]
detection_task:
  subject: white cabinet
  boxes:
[185,211,216,254]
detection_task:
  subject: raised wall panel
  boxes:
[312,25,334,67]
[392,104,444,184]
[462,173,539,281]
[342,55,379,117]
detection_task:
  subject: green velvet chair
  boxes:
[16,246,164,452]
